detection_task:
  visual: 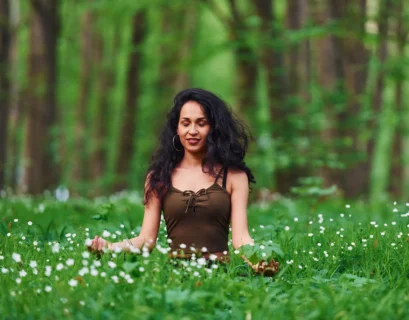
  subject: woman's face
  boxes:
[176,101,210,155]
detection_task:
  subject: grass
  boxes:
[1,191,409,319]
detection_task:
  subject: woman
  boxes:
[88,88,279,276]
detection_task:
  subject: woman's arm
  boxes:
[230,170,255,249]
[230,170,279,275]
[88,174,161,254]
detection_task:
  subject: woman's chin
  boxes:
[183,145,206,154]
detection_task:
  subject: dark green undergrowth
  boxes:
[1,192,409,319]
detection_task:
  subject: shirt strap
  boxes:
[222,167,228,189]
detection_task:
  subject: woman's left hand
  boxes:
[253,259,280,277]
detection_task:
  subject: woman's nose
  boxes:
[188,125,198,134]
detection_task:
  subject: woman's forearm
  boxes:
[108,236,149,253]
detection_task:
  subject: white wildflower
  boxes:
[66,259,75,266]
[68,279,78,287]
[12,253,21,263]
[52,243,60,253]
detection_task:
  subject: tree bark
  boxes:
[89,33,116,187]
[23,0,60,194]
[270,0,311,194]
[114,11,146,191]
[72,6,95,184]
[7,0,21,189]
[0,0,10,190]
[368,0,392,200]
[389,0,408,198]
[310,0,341,192]
[155,2,197,132]
[334,0,369,197]
[286,0,309,99]
[229,0,258,127]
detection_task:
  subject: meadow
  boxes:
[1,190,409,319]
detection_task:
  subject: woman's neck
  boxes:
[179,151,204,168]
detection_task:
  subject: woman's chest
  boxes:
[162,189,231,221]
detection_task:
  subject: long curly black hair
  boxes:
[144,88,256,204]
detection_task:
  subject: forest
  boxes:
[2,1,409,319]
[0,0,408,201]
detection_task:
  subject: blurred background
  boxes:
[0,0,408,202]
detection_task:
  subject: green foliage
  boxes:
[1,194,409,318]
[291,177,337,198]
[91,203,113,222]
[239,241,284,265]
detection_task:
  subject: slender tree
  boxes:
[310,0,342,192]
[89,31,117,187]
[72,4,95,184]
[114,10,146,191]
[389,0,409,198]
[154,1,197,134]
[23,0,60,194]
[369,0,392,200]
[200,0,258,126]
[228,0,258,126]
[7,0,22,189]
[0,0,10,190]
[334,0,369,197]
[268,0,311,193]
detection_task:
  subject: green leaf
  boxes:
[123,262,138,273]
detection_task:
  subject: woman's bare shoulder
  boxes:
[227,168,248,184]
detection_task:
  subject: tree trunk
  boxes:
[23,0,60,194]
[7,0,21,189]
[0,0,10,190]
[89,29,119,192]
[114,11,146,191]
[155,3,197,131]
[334,0,369,197]
[271,0,311,194]
[389,0,408,198]
[172,4,198,92]
[72,6,95,184]
[286,0,309,99]
[229,0,258,127]
[368,0,392,200]
[310,0,341,192]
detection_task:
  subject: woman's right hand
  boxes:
[87,235,111,256]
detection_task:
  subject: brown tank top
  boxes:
[162,167,231,256]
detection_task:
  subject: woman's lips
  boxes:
[187,139,200,145]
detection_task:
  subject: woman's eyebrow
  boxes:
[181,117,207,121]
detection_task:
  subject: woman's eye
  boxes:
[199,123,206,127]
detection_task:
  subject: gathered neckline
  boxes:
[171,182,230,196]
